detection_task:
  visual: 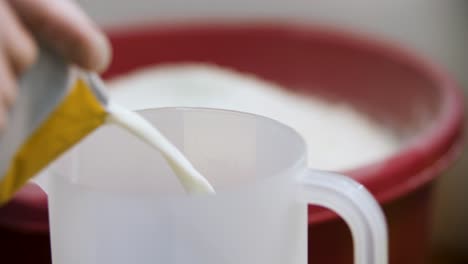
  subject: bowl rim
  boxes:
[105,21,465,223]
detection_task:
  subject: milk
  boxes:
[106,102,215,194]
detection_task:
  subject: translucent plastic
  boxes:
[43,108,388,264]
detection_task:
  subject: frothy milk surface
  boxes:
[106,102,215,194]
[109,64,402,171]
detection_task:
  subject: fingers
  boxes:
[0,54,17,108]
[0,1,37,130]
[0,53,17,130]
[9,0,112,73]
[0,0,110,130]
[0,1,37,75]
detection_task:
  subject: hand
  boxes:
[0,0,112,129]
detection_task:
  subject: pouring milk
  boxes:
[106,102,215,194]
[0,47,214,204]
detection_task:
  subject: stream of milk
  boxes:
[106,102,215,194]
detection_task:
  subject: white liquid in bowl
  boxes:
[109,64,401,171]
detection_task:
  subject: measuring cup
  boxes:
[37,107,387,264]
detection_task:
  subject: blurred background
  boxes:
[78,0,468,262]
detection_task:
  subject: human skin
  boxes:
[0,0,111,129]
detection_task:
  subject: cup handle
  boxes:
[296,169,388,264]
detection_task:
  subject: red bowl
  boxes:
[0,22,464,264]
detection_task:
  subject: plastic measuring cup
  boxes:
[38,107,388,264]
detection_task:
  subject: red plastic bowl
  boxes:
[0,23,464,264]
